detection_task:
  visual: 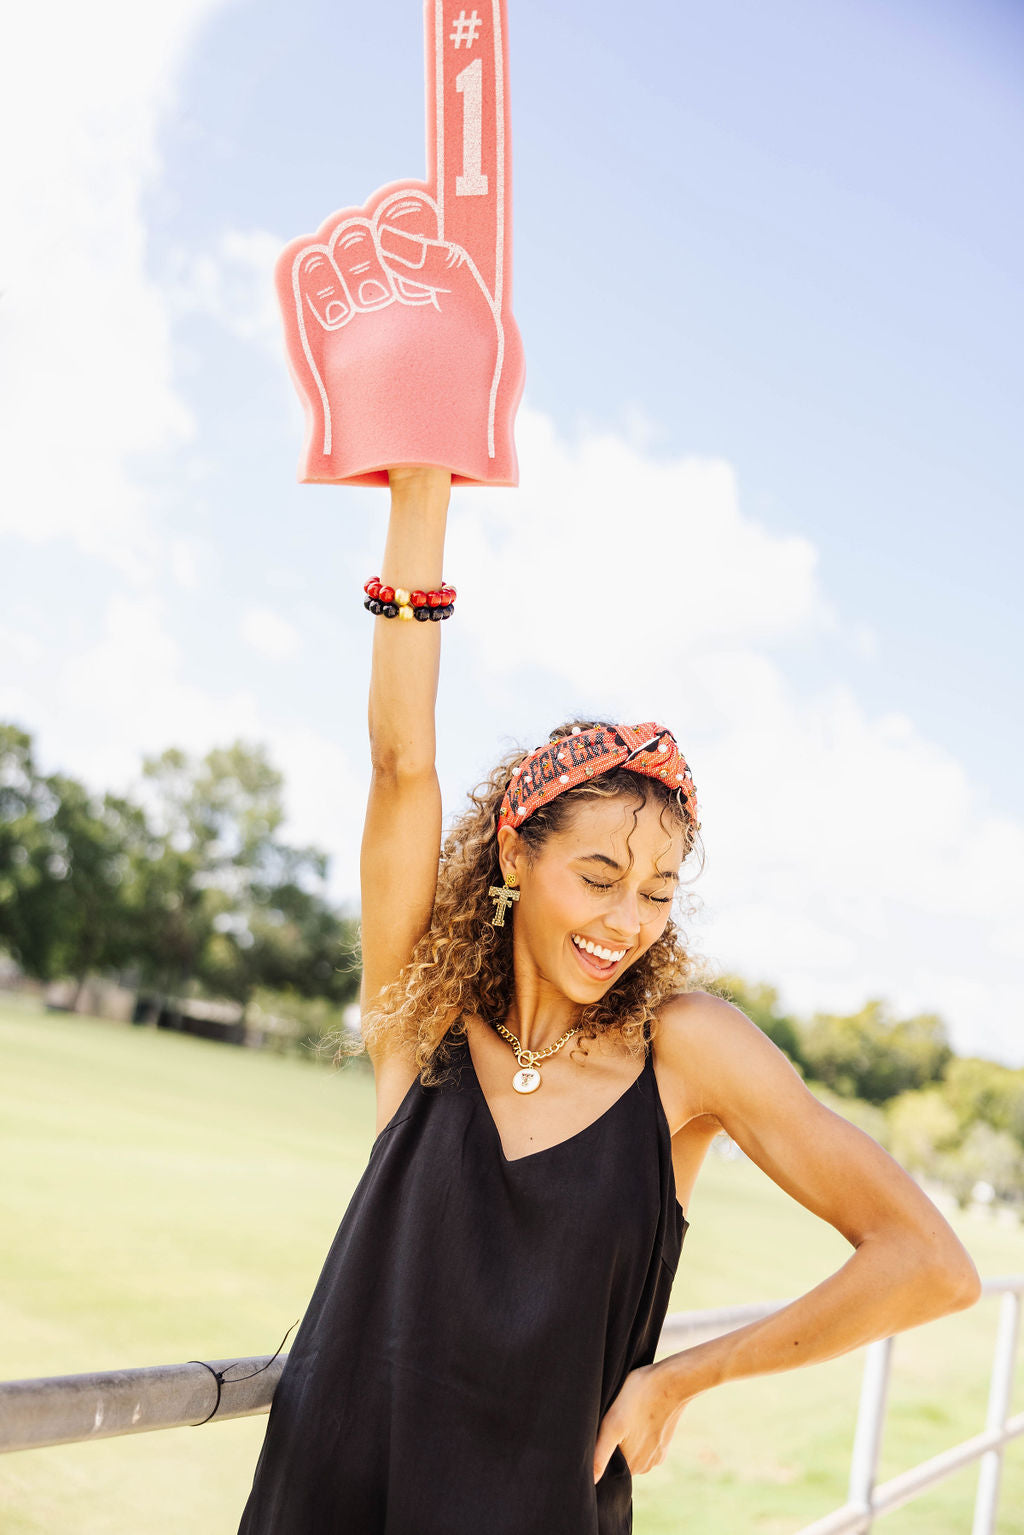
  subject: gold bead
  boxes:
[398,605,415,620]
[394,587,411,607]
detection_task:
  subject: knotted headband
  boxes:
[497,723,699,835]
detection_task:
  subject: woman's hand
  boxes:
[593,1361,694,1482]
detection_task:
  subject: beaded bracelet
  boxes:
[363,577,457,622]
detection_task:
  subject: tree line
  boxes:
[0,723,360,1029]
[717,976,1024,1214]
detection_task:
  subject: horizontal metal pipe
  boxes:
[795,1413,1024,1535]
[871,1413,1024,1514]
[0,1355,286,1454]
[793,1504,872,1535]
[979,1274,1024,1295]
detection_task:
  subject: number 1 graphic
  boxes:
[275,0,524,489]
[455,59,488,198]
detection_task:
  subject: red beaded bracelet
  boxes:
[363,577,457,622]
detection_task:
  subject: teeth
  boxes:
[572,934,626,964]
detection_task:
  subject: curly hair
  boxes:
[336,719,707,1086]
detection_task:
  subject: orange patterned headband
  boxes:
[497,723,699,836]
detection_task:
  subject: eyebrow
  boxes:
[577,853,679,882]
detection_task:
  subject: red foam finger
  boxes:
[274,0,523,488]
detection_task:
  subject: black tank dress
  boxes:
[236,1030,688,1535]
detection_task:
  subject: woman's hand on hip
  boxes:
[593,1361,691,1482]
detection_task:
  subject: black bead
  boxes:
[382,603,399,618]
[429,606,443,620]
[363,598,372,610]
[414,606,431,621]
[368,599,383,615]
[439,604,453,619]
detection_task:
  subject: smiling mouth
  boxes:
[571,933,629,974]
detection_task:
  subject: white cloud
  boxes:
[240,607,303,661]
[169,537,212,592]
[272,728,367,900]
[165,229,285,353]
[0,0,232,575]
[59,596,262,792]
[690,669,1023,1056]
[451,404,834,693]
[0,625,44,666]
[851,621,880,661]
[990,921,1024,963]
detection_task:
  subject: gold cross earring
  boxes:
[488,870,520,928]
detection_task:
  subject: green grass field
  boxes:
[1,998,1022,1534]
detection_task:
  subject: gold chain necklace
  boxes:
[490,1019,579,1094]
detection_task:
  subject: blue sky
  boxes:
[2,0,1022,1062]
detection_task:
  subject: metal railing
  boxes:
[789,1276,1024,1535]
[1,1278,1020,1532]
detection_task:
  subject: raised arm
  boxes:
[360,467,452,1090]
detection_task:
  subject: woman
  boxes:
[237,465,981,1535]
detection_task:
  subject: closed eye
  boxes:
[581,876,671,904]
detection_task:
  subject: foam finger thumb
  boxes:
[378,225,467,291]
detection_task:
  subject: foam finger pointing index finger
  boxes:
[427,0,510,307]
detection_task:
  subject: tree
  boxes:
[0,723,55,974]
[0,727,360,1032]
[0,726,141,988]
[887,1087,961,1177]
[941,1056,1024,1147]
[799,999,952,1104]
[137,741,359,1013]
[23,777,146,996]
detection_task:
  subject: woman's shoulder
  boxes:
[650,988,771,1127]
[653,986,745,1044]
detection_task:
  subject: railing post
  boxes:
[846,1335,894,1533]
[971,1288,1021,1535]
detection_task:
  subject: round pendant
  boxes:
[512,1067,542,1094]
